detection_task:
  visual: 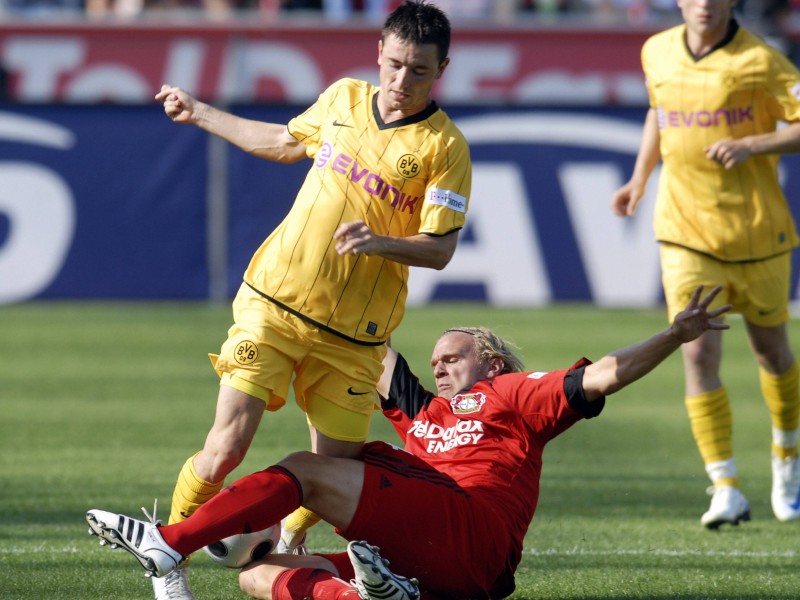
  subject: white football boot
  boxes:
[152,565,196,600]
[771,454,800,522]
[700,485,751,529]
[347,541,420,600]
[86,502,184,578]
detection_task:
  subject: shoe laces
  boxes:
[141,498,162,527]
[160,568,194,600]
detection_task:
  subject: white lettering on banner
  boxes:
[439,45,517,104]
[559,163,661,307]
[409,113,662,307]
[515,71,649,106]
[163,39,207,94]
[515,71,607,105]
[65,65,151,103]
[4,38,85,102]
[218,41,323,102]
[0,113,74,149]
[407,162,551,307]
[0,114,76,303]
[0,30,649,104]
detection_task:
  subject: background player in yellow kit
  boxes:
[612,0,800,529]
[148,2,471,597]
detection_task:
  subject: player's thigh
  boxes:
[213,285,311,410]
[660,244,731,321]
[737,253,791,327]
[294,335,386,442]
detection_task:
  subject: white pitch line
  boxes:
[526,547,800,559]
[4,545,797,561]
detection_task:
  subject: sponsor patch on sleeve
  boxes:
[425,187,467,213]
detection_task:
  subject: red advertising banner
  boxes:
[0,22,662,105]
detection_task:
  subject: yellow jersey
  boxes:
[642,21,800,261]
[244,78,472,344]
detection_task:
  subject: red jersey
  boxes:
[380,353,605,546]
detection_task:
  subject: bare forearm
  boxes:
[631,108,662,184]
[746,122,800,155]
[374,233,457,269]
[588,329,682,398]
[334,222,459,270]
[193,102,306,163]
[581,286,730,401]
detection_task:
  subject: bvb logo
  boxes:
[397,154,421,179]
[234,340,258,365]
[721,71,736,89]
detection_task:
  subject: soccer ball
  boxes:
[202,525,281,568]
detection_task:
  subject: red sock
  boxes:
[272,568,360,600]
[159,466,302,556]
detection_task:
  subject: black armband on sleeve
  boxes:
[564,365,605,418]
[380,352,435,419]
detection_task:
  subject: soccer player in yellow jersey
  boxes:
[150,2,470,597]
[613,0,800,529]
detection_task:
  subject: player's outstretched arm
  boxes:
[155,84,307,164]
[581,285,731,401]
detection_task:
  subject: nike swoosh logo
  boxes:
[789,490,800,510]
[347,387,371,396]
[333,120,352,127]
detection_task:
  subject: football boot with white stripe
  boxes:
[347,541,420,600]
[771,454,800,522]
[700,485,751,529]
[86,501,184,578]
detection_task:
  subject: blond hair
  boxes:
[441,327,525,374]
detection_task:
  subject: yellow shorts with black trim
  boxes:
[209,283,387,442]
[660,243,791,327]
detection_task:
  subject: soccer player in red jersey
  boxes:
[88,285,729,600]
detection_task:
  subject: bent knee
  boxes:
[277,450,317,471]
[238,565,269,599]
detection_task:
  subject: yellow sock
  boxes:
[714,477,739,488]
[761,362,800,460]
[772,443,798,460]
[283,507,321,545]
[761,361,800,431]
[168,452,224,525]
[685,388,733,466]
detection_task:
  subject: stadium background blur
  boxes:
[3,4,800,599]
[2,0,800,311]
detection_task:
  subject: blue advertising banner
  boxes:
[0,105,209,301]
[2,104,800,307]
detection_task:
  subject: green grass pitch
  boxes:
[2,300,799,599]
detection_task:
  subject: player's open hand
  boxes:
[155,84,198,124]
[670,285,731,343]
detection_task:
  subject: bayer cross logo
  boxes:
[397,154,420,179]
[234,341,258,365]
